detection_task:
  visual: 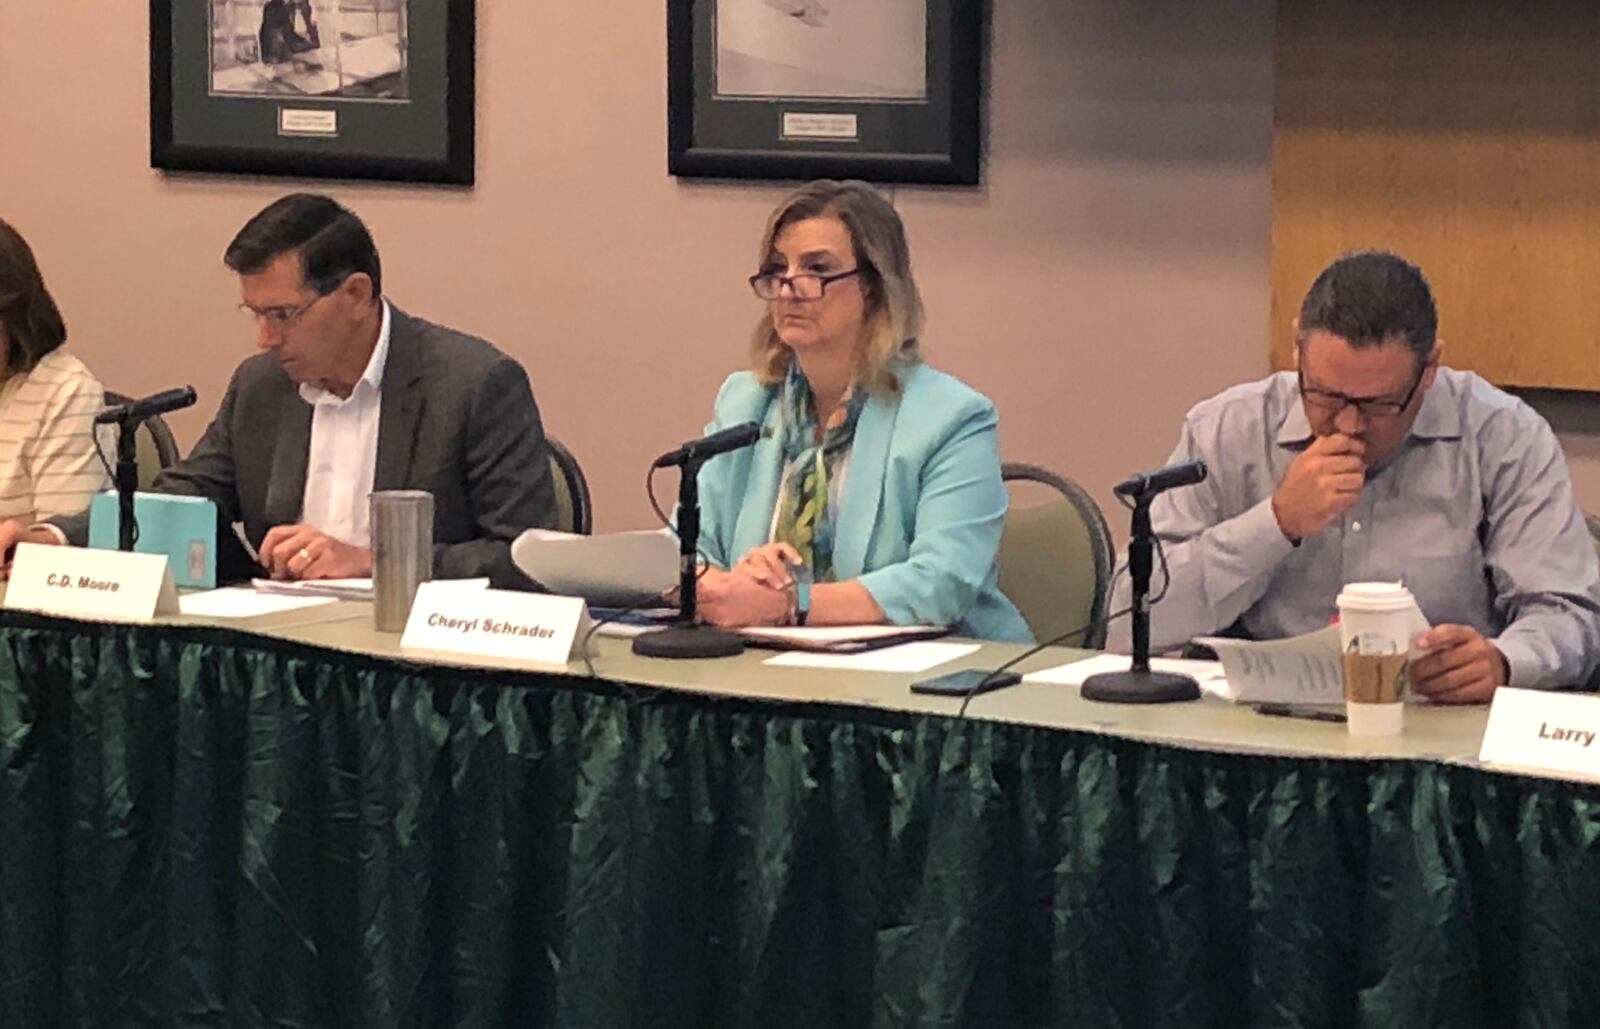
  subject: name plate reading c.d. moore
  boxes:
[4,542,178,622]
[400,581,588,667]
[1478,686,1600,782]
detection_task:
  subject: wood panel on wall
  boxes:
[1272,1,1600,388]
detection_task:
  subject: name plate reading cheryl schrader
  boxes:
[1479,687,1600,782]
[400,581,587,667]
[5,542,178,621]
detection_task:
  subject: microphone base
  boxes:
[1081,669,1201,704]
[632,625,747,659]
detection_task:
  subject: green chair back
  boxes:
[103,390,182,490]
[546,435,592,534]
[999,463,1115,649]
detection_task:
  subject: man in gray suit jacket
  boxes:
[0,194,555,585]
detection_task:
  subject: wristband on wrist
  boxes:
[790,562,812,626]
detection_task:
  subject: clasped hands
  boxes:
[0,518,371,582]
[694,542,800,628]
[1272,433,1508,704]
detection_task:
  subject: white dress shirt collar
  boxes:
[299,298,391,406]
[298,299,391,548]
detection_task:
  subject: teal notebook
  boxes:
[87,491,217,589]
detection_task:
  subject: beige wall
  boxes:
[44,2,1591,541]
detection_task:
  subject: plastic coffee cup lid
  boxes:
[1336,581,1416,613]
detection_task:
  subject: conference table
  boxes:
[0,595,1596,1028]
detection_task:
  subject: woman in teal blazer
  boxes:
[692,180,1031,643]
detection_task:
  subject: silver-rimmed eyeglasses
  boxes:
[237,292,332,330]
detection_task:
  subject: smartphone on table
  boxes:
[909,669,1023,697]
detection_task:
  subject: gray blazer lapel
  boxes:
[832,394,895,579]
[264,391,312,526]
[374,307,424,491]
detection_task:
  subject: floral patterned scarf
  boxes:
[771,364,866,581]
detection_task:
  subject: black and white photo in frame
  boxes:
[716,0,927,100]
[209,0,411,101]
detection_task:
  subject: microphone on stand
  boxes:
[651,422,762,468]
[1112,459,1206,500]
[98,386,198,552]
[1083,459,1209,704]
[95,386,197,426]
[634,422,763,660]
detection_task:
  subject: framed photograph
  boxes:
[151,1,475,185]
[668,0,983,185]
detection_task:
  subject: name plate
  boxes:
[5,542,178,622]
[400,581,587,666]
[1478,687,1600,781]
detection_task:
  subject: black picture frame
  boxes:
[151,0,475,185]
[668,1,983,185]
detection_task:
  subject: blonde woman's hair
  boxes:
[749,180,924,395]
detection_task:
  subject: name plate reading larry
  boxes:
[401,581,587,667]
[1479,686,1600,782]
[5,542,178,622]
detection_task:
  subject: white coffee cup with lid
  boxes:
[1335,582,1429,736]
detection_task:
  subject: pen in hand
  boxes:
[231,521,265,570]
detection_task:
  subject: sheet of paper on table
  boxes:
[762,641,980,674]
[179,587,339,618]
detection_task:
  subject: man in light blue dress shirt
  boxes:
[1110,250,1600,702]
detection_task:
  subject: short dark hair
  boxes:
[223,193,382,297]
[0,217,68,374]
[1298,250,1437,362]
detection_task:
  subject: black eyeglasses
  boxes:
[1297,362,1427,418]
[748,268,860,301]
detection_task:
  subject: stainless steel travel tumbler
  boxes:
[371,490,433,631]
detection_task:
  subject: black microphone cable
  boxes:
[90,423,138,547]
[954,496,1175,719]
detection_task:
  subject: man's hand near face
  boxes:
[259,523,373,580]
[1271,432,1366,543]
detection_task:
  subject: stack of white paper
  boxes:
[252,577,375,601]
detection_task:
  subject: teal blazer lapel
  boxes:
[374,308,423,491]
[832,392,895,579]
[728,401,787,561]
[264,391,311,526]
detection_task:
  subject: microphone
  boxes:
[1084,458,1209,705]
[1112,459,1207,499]
[95,386,198,425]
[633,420,764,660]
[651,422,762,468]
